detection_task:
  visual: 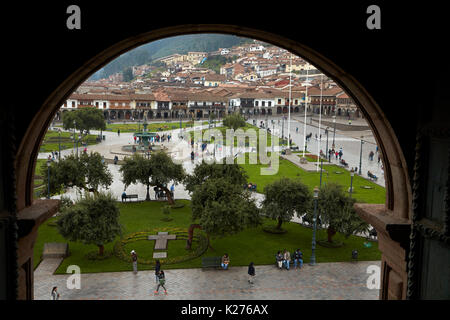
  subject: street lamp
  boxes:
[325,127,329,162]
[46,160,51,199]
[349,171,355,197]
[332,116,336,148]
[359,136,364,175]
[58,129,61,161]
[73,120,76,155]
[319,158,324,187]
[310,186,319,266]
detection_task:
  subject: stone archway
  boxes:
[14,24,412,300]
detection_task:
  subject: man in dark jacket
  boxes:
[248,262,255,284]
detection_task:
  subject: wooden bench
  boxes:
[122,194,138,202]
[201,256,222,269]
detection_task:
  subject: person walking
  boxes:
[51,286,60,300]
[154,270,167,295]
[131,250,138,274]
[117,129,120,136]
[154,259,161,284]
[170,184,175,198]
[248,262,256,284]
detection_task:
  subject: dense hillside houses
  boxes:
[57,40,362,122]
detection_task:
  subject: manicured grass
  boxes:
[189,123,292,148]
[106,121,209,133]
[240,153,385,204]
[39,130,98,153]
[34,200,380,274]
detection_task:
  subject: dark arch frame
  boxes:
[12,27,414,300]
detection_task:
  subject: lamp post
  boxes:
[325,127,329,162]
[58,129,61,161]
[349,171,354,197]
[359,136,364,175]
[332,116,336,149]
[46,160,51,199]
[319,158,324,187]
[73,120,76,155]
[310,186,319,266]
[76,134,81,158]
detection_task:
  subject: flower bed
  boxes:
[113,227,208,266]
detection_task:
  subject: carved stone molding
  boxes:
[407,125,450,299]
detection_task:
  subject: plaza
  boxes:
[32,117,384,300]
[34,258,380,300]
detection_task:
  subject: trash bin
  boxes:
[351,250,358,260]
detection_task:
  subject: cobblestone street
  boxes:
[34,261,380,300]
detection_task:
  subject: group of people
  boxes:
[130,250,167,294]
[328,147,344,161]
[276,249,303,270]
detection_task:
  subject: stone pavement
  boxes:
[34,261,380,300]
[261,115,385,187]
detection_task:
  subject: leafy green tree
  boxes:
[222,112,247,131]
[304,182,370,243]
[184,161,248,194]
[120,153,153,201]
[56,192,122,256]
[147,151,185,205]
[120,152,185,204]
[42,152,112,197]
[189,177,261,249]
[122,67,134,82]
[62,108,106,135]
[261,177,312,230]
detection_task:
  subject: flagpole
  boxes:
[303,67,309,157]
[287,53,292,149]
[317,73,323,171]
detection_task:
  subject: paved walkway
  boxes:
[34,261,380,300]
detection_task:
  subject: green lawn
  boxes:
[39,130,98,153]
[189,123,292,147]
[240,153,385,204]
[34,200,380,274]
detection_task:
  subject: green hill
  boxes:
[91,34,252,80]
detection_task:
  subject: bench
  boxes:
[201,256,222,269]
[122,194,138,202]
[290,146,299,151]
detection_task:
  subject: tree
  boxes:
[42,152,112,197]
[122,67,134,82]
[62,108,106,135]
[147,151,185,205]
[189,177,261,249]
[222,112,247,131]
[184,160,248,194]
[304,182,370,243]
[261,177,312,230]
[120,151,185,204]
[120,153,153,201]
[56,192,122,256]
